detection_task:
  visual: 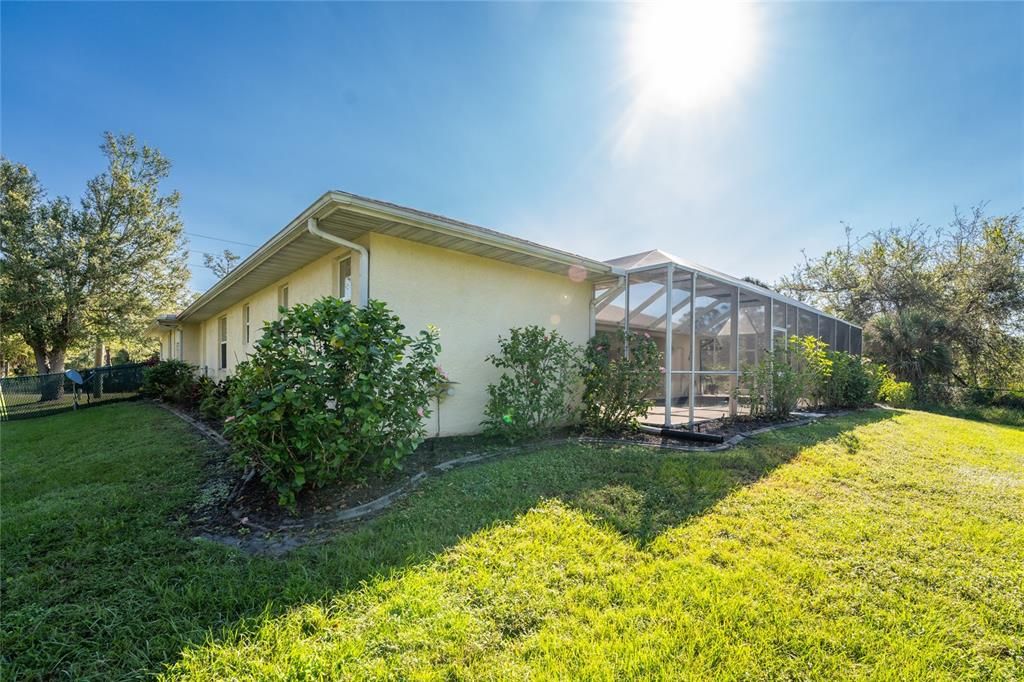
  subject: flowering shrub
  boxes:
[580,329,662,433]
[224,298,441,508]
[482,326,581,442]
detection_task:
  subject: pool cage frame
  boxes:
[592,253,862,428]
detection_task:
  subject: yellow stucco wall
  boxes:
[189,242,365,380]
[367,233,593,435]
[175,233,592,435]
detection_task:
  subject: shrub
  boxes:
[198,377,234,421]
[878,376,914,407]
[740,340,885,416]
[738,339,808,419]
[991,390,1024,410]
[968,387,1024,410]
[794,335,832,409]
[823,352,884,408]
[580,329,662,434]
[224,298,441,508]
[482,326,581,442]
[140,360,197,403]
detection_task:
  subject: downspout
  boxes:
[307,217,369,306]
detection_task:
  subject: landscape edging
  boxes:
[158,401,848,553]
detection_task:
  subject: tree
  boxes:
[863,309,955,389]
[202,249,239,279]
[777,206,1024,391]
[0,332,33,376]
[0,133,189,399]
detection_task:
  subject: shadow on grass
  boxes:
[0,405,897,679]
[915,404,1024,429]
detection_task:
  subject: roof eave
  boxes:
[177,192,613,322]
[177,193,337,321]
[322,191,612,276]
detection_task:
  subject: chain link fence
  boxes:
[0,363,150,421]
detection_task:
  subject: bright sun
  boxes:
[627,2,757,114]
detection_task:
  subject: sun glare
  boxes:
[627,2,757,114]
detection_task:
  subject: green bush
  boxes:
[793,335,832,409]
[198,377,234,421]
[878,376,914,407]
[991,390,1024,410]
[740,339,885,416]
[968,387,1024,410]
[224,298,441,508]
[482,326,581,442]
[823,351,884,408]
[738,338,810,419]
[140,360,197,403]
[580,329,662,434]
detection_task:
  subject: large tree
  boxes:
[0,133,189,398]
[778,206,1024,391]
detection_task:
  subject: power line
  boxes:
[185,232,258,248]
[187,248,246,256]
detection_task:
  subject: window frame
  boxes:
[338,256,353,303]
[218,315,228,370]
[243,303,251,344]
[277,284,289,317]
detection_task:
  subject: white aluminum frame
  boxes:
[594,256,862,429]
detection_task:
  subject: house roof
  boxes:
[176,191,616,322]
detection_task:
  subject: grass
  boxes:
[1,403,1022,679]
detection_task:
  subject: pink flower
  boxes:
[224,415,236,423]
[644,332,651,339]
[659,367,666,374]
[417,407,424,417]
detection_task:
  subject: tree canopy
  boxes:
[0,133,189,390]
[202,249,240,279]
[778,207,1024,392]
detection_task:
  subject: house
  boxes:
[151,191,859,434]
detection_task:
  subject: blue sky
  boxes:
[3,1,1022,293]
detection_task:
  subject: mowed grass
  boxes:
[1,404,1021,679]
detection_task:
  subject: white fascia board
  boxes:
[325,192,613,275]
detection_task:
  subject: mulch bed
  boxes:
[201,432,523,529]
[162,401,845,555]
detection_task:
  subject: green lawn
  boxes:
[1,403,1021,680]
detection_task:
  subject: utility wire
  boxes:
[184,231,258,248]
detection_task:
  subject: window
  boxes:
[338,257,352,302]
[243,304,251,344]
[218,316,228,370]
[175,329,183,360]
[278,284,289,317]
